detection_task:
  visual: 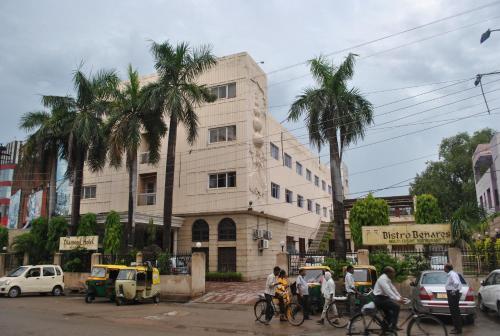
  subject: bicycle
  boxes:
[254,294,305,326]
[348,298,448,336]
[324,296,350,328]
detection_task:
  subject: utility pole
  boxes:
[474,71,500,114]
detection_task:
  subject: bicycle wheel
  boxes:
[326,303,349,328]
[407,314,448,336]
[254,299,267,323]
[348,313,385,335]
[286,302,305,326]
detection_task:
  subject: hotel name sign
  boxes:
[362,224,451,245]
[59,236,99,251]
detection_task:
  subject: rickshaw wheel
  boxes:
[116,297,124,306]
[153,295,160,304]
[85,295,94,303]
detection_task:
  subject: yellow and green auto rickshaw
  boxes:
[349,265,378,293]
[298,265,331,314]
[85,264,129,303]
[115,264,161,306]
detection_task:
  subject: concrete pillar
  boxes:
[448,247,463,274]
[276,252,289,275]
[357,249,369,265]
[91,253,101,267]
[173,229,178,255]
[0,253,5,277]
[53,252,62,266]
[23,252,29,265]
[136,252,143,265]
[191,252,206,297]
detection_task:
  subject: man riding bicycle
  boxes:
[373,266,406,331]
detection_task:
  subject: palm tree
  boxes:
[19,106,70,219]
[107,65,167,248]
[42,67,119,234]
[143,41,217,251]
[288,54,374,259]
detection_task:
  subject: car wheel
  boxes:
[52,286,63,296]
[8,287,20,298]
[479,295,489,312]
[497,301,500,318]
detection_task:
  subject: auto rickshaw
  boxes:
[343,265,378,308]
[85,264,129,303]
[291,265,331,314]
[115,263,161,305]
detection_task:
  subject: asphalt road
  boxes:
[0,295,499,335]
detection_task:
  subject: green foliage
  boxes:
[77,213,97,236]
[146,218,157,246]
[0,226,8,250]
[205,272,243,282]
[411,129,496,220]
[30,217,50,262]
[156,252,171,275]
[103,211,122,255]
[403,254,430,278]
[415,194,442,224]
[323,258,351,280]
[349,194,389,247]
[46,216,68,252]
[12,233,34,254]
[369,252,409,283]
[62,249,87,272]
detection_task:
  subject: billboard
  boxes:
[25,190,43,224]
[59,236,98,251]
[55,158,71,216]
[362,224,452,245]
[7,190,21,229]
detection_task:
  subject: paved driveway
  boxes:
[194,280,264,304]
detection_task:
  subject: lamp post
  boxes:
[195,242,202,248]
[480,29,500,43]
[280,240,285,252]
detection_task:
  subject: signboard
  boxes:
[362,224,452,245]
[25,190,43,224]
[59,236,99,251]
[7,190,21,229]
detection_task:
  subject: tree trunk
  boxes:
[48,153,58,220]
[163,115,178,252]
[70,152,84,235]
[126,152,138,250]
[329,138,346,260]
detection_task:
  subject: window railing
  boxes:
[139,152,151,164]
[137,192,156,206]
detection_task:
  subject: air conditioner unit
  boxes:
[262,239,270,249]
[263,230,272,240]
[253,229,264,240]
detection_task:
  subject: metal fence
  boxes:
[461,247,500,276]
[61,251,93,273]
[142,252,192,275]
[288,251,357,276]
[4,253,23,273]
[101,254,135,266]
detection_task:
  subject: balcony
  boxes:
[137,192,156,206]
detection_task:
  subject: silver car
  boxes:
[411,270,476,323]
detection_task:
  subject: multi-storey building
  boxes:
[80,52,349,279]
[473,133,500,214]
[0,141,22,226]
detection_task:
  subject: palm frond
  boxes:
[19,111,50,130]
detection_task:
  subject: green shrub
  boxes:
[103,211,122,255]
[323,258,351,280]
[205,272,243,282]
[369,252,409,283]
[12,232,34,254]
[404,254,430,277]
[0,226,8,250]
[77,213,97,236]
[46,216,68,252]
[157,252,171,275]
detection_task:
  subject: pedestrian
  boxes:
[296,268,310,320]
[275,270,289,321]
[444,263,463,334]
[264,266,280,325]
[317,271,337,324]
[373,266,405,331]
[345,265,358,316]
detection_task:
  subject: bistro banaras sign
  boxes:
[362,224,452,245]
[59,236,99,251]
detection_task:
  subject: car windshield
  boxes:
[117,269,136,280]
[7,266,28,277]
[353,269,369,282]
[421,272,467,285]
[304,269,323,283]
[91,267,106,278]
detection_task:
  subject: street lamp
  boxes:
[480,29,500,43]
[195,242,202,248]
[280,240,285,252]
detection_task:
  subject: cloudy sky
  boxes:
[1,0,500,197]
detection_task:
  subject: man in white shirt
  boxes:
[296,268,310,320]
[264,266,280,324]
[444,263,463,334]
[345,265,357,316]
[317,271,336,324]
[373,266,405,331]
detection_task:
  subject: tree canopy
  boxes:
[415,194,442,224]
[349,194,389,247]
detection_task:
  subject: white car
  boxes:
[478,269,500,316]
[0,265,65,298]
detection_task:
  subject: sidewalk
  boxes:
[194,280,264,305]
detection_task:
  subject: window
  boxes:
[271,182,280,199]
[139,152,153,164]
[218,247,236,272]
[285,189,293,204]
[284,153,292,168]
[487,188,492,208]
[27,267,41,277]
[218,218,236,241]
[314,175,319,187]
[55,267,61,276]
[296,162,303,175]
[0,169,14,182]
[480,196,484,208]
[329,210,333,219]
[323,207,327,217]
[286,236,295,253]
[322,180,326,191]
[495,189,499,206]
[210,82,236,100]
[270,143,280,160]
[307,199,313,211]
[315,203,321,215]
[0,186,11,199]
[328,185,332,195]
[82,185,96,199]
[192,219,209,242]
[43,267,55,277]
[138,174,156,205]
[306,169,312,181]
[297,195,304,208]
[209,172,236,189]
[209,125,236,143]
